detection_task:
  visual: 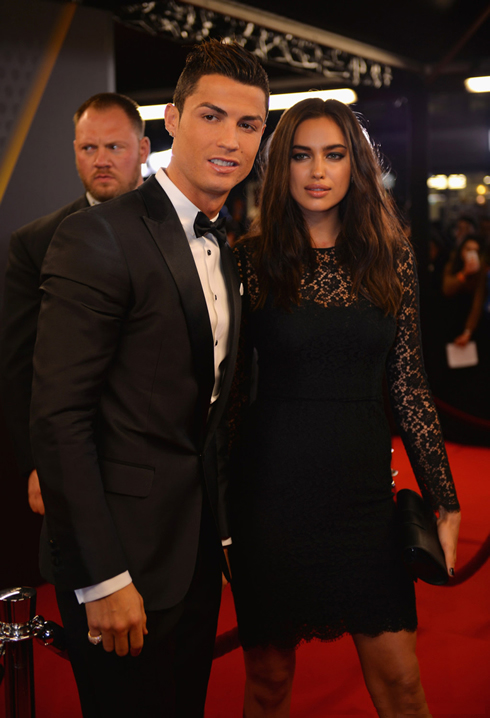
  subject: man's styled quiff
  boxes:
[74,93,145,138]
[173,38,270,117]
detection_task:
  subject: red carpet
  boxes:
[1,437,489,716]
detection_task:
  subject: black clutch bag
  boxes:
[396,488,449,586]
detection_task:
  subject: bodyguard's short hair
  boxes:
[74,93,145,138]
[173,39,269,118]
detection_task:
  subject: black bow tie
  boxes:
[193,211,227,246]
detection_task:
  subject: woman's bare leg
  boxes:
[243,645,296,717]
[352,630,431,718]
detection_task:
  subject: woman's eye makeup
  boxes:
[291,152,309,161]
[291,150,346,161]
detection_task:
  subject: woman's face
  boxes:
[289,116,351,221]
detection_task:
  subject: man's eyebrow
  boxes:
[196,102,264,124]
[197,102,227,116]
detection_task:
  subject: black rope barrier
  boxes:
[445,532,490,586]
[213,626,241,659]
[434,396,490,432]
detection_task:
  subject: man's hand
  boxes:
[85,583,148,657]
[28,469,45,514]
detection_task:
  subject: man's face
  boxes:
[164,74,266,215]
[74,106,150,202]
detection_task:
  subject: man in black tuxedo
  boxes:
[30,40,269,717]
[0,92,150,514]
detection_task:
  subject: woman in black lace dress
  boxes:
[229,98,461,717]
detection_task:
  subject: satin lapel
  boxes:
[139,179,215,433]
[204,241,242,448]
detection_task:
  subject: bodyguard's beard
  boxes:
[79,164,142,202]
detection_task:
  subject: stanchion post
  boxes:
[0,587,37,718]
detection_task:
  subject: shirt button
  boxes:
[207,249,212,256]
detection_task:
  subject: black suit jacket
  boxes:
[0,195,89,476]
[30,177,241,611]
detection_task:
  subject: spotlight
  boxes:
[464,76,490,93]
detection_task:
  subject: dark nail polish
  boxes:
[449,568,455,576]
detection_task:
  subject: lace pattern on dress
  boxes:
[232,242,459,512]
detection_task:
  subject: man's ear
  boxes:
[139,136,151,163]
[164,103,179,138]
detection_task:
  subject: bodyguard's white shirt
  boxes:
[76,169,231,604]
[85,191,100,206]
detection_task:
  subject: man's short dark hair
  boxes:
[74,93,145,138]
[173,39,269,118]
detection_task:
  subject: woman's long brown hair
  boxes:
[242,98,409,315]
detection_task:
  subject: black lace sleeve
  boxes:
[386,243,460,512]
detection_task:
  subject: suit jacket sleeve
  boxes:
[30,209,131,589]
[0,197,88,478]
[0,230,41,476]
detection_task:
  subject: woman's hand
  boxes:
[463,250,480,275]
[453,328,471,346]
[437,507,461,576]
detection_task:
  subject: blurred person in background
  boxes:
[441,235,486,347]
[451,214,477,249]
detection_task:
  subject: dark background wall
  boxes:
[0,0,114,586]
[0,0,115,286]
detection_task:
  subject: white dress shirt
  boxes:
[155,169,230,402]
[75,170,232,604]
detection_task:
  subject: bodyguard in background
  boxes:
[0,92,150,513]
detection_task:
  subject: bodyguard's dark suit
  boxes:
[31,174,240,613]
[0,195,88,477]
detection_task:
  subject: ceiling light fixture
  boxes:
[427,175,448,190]
[464,76,490,93]
[268,88,357,110]
[139,105,168,121]
[447,174,467,190]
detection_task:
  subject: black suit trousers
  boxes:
[55,498,223,718]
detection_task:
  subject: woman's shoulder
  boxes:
[394,238,417,275]
[232,238,256,272]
